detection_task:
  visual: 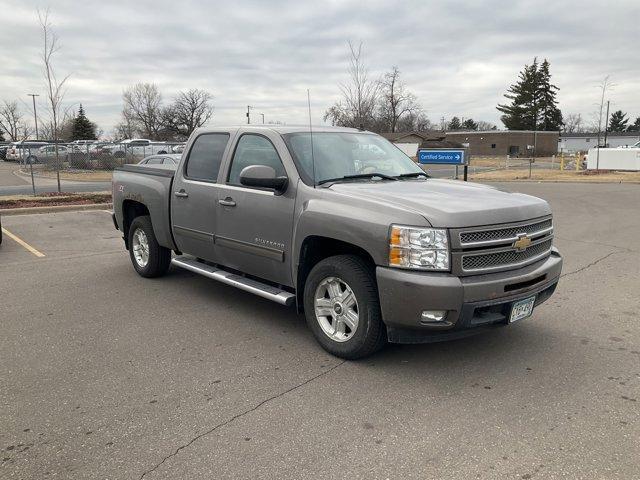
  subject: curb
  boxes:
[470,179,640,185]
[0,203,113,216]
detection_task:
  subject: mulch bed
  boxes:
[0,192,112,209]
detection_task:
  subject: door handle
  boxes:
[218,197,236,207]
[174,190,189,198]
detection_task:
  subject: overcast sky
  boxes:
[2,0,639,137]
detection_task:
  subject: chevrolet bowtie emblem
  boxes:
[513,234,532,252]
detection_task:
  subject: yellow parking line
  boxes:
[1,227,45,257]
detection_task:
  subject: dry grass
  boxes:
[469,169,640,183]
[24,169,113,182]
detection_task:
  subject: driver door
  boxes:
[215,132,296,286]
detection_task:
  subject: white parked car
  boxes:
[5,141,50,161]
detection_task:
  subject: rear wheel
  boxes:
[304,255,386,359]
[128,215,171,278]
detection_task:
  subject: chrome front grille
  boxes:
[462,238,553,272]
[459,218,553,247]
[454,216,554,274]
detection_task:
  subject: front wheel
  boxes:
[303,255,386,359]
[128,215,171,278]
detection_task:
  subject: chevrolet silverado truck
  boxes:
[111,126,562,359]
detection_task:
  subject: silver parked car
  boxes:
[26,145,70,164]
[137,154,181,169]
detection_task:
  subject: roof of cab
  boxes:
[193,125,369,135]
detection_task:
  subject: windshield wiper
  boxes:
[317,173,398,186]
[395,171,430,179]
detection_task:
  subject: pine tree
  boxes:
[448,116,462,130]
[608,110,628,132]
[627,116,640,132]
[497,58,562,131]
[462,118,478,130]
[538,59,563,130]
[71,104,97,140]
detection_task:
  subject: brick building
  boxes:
[382,130,560,157]
[444,130,559,157]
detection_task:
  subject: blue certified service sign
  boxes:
[418,149,466,165]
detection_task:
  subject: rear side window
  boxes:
[185,133,230,182]
[228,134,286,185]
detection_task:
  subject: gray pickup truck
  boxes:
[111,125,562,359]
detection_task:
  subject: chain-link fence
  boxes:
[4,141,186,172]
[423,153,587,180]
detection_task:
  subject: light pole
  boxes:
[27,93,40,140]
[260,113,265,124]
[246,105,253,124]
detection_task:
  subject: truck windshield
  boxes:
[283,132,424,185]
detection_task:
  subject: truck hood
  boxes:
[328,179,551,228]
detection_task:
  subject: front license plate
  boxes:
[509,296,536,323]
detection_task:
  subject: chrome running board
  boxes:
[171,256,295,306]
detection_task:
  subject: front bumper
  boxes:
[376,248,563,343]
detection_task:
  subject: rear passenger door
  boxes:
[215,132,296,286]
[171,132,233,261]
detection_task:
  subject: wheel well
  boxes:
[122,200,149,249]
[296,236,376,311]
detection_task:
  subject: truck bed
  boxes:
[112,164,177,251]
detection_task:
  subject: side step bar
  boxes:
[171,256,296,306]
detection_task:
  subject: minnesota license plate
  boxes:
[509,296,536,323]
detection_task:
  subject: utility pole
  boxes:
[603,100,610,147]
[246,105,253,124]
[27,93,40,140]
[260,113,265,124]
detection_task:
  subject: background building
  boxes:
[445,130,559,157]
[558,132,640,153]
[384,130,560,157]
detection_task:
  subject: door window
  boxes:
[228,134,286,185]
[185,133,230,182]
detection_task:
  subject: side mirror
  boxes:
[239,165,288,193]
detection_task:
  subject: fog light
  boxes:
[421,310,447,323]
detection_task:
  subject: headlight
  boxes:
[389,225,450,271]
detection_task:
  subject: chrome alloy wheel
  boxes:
[314,276,359,342]
[132,227,150,267]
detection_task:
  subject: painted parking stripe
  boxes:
[1,227,46,257]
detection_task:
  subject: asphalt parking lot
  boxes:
[1,182,638,479]
[0,161,110,196]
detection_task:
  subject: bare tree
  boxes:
[595,76,615,142]
[39,8,70,192]
[396,111,432,132]
[563,113,583,133]
[0,100,26,141]
[378,67,422,132]
[324,41,379,130]
[162,89,213,139]
[475,120,498,131]
[122,83,163,139]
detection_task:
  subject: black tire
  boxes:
[26,155,37,164]
[303,255,386,359]
[128,215,171,278]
